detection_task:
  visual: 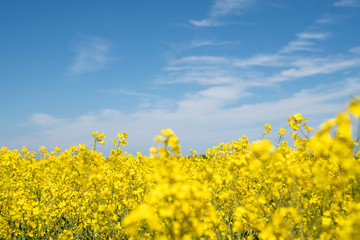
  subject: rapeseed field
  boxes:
[1,97,360,239]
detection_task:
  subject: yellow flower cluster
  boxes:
[0,96,360,239]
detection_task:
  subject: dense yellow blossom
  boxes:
[278,128,286,136]
[263,123,272,134]
[0,97,360,239]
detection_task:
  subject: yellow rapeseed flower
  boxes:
[263,123,272,134]
[161,128,174,137]
[348,96,360,117]
[278,128,286,135]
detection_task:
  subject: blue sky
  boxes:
[1,0,360,155]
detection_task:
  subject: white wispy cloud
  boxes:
[189,19,222,27]
[234,54,285,67]
[297,32,330,40]
[167,39,241,53]
[30,114,64,127]
[69,36,112,75]
[280,32,330,53]
[177,83,250,113]
[160,54,250,86]
[191,40,241,48]
[189,0,255,27]
[280,40,320,53]
[163,53,360,88]
[350,46,360,54]
[172,56,229,65]
[316,18,333,24]
[159,67,239,85]
[161,27,360,87]
[162,33,360,90]
[267,58,360,82]
[101,88,156,98]
[334,0,360,7]
[210,0,255,17]
[161,21,360,91]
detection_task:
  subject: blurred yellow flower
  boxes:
[161,128,174,137]
[278,128,286,135]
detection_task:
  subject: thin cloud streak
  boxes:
[316,18,333,24]
[297,32,330,40]
[158,68,240,85]
[267,58,360,83]
[350,46,360,54]
[189,19,223,27]
[334,0,360,7]
[69,36,112,75]
[189,0,255,27]
[280,40,320,53]
[191,40,241,48]
[171,56,229,65]
[101,88,156,98]
[210,0,255,17]
[234,54,285,67]
[280,32,330,53]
